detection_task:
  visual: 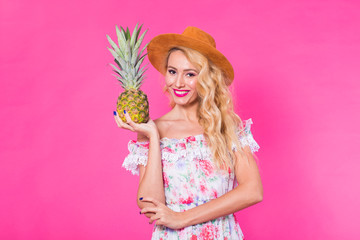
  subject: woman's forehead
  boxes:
[167,51,197,71]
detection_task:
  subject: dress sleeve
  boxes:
[122,140,149,175]
[232,118,260,153]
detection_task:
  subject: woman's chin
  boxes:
[172,97,198,106]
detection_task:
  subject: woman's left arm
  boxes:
[140,146,263,229]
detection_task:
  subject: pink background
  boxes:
[1,0,359,239]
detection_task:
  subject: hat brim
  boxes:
[147,33,234,85]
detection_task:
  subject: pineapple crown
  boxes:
[106,23,149,90]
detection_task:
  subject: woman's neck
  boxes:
[172,101,199,123]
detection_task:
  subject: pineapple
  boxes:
[106,23,150,123]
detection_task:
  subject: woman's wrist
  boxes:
[179,210,191,229]
[149,131,160,141]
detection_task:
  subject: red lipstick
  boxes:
[173,89,190,97]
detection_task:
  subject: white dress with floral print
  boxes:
[123,118,260,240]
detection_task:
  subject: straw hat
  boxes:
[147,26,234,86]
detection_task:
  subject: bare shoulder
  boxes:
[154,114,174,138]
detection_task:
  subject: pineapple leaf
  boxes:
[131,34,148,66]
[126,27,131,40]
[111,65,127,80]
[110,63,122,75]
[131,67,137,81]
[135,54,147,71]
[106,34,124,59]
[137,75,146,86]
[120,26,127,39]
[135,64,148,80]
[124,40,131,64]
[117,56,128,73]
[135,24,143,43]
[112,73,125,85]
[134,29,148,51]
[135,81,141,89]
[137,42,149,60]
[135,73,147,88]
[130,43,139,66]
[130,22,139,52]
[128,61,135,85]
[108,49,125,72]
[131,53,137,66]
[107,47,121,62]
[112,70,123,79]
[106,34,117,50]
[117,71,127,81]
[116,25,127,52]
[127,61,132,77]
[114,58,122,70]
[120,70,128,79]
[115,76,125,85]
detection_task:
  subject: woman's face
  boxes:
[165,50,199,106]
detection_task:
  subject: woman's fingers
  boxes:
[149,214,161,224]
[113,111,135,131]
[124,111,138,129]
[114,111,158,139]
[139,206,161,225]
[140,207,158,215]
[113,111,122,126]
[140,197,161,207]
[113,115,121,127]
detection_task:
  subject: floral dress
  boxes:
[122,118,260,240]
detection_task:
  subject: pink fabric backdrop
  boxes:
[1,0,359,239]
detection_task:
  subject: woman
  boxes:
[114,26,263,239]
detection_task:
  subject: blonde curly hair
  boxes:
[162,46,255,171]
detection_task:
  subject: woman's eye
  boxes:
[187,73,196,77]
[168,69,176,74]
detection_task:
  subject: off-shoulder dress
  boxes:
[122,118,260,240]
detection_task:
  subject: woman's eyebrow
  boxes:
[167,65,198,72]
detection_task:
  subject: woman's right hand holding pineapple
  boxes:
[113,110,159,141]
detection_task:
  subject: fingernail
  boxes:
[124,110,127,114]
[113,111,117,116]
[139,197,143,200]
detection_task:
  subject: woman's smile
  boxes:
[173,89,190,97]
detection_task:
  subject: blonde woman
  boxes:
[114,26,263,239]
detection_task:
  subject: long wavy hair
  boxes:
[162,46,256,171]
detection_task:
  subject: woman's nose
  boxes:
[175,74,185,88]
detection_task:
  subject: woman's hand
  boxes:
[113,110,158,140]
[140,197,187,230]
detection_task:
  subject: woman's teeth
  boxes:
[175,90,189,94]
[173,89,190,97]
